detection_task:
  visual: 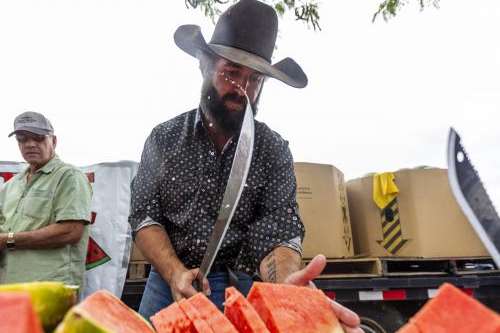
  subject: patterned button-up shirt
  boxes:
[128,109,305,274]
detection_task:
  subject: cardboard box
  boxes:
[294,162,354,259]
[130,243,146,262]
[346,168,488,257]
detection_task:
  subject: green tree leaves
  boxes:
[183,0,441,30]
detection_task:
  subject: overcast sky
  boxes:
[0,0,499,205]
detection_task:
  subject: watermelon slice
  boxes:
[247,282,344,333]
[188,292,238,333]
[151,302,195,333]
[86,237,111,270]
[0,292,44,333]
[224,287,270,333]
[54,290,155,333]
[396,283,500,333]
[178,299,215,333]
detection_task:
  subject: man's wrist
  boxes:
[6,232,15,250]
[159,257,186,284]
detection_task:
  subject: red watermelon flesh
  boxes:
[151,302,195,333]
[247,282,344,333]
[178,299,215,333]
[403,283,500,333]
[75,290,155,332]
[0,292,43,333]
[188,292,238,333]
[224,287,270,333]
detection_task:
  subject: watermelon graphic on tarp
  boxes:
[0,172,16,183]
[86,237,111,270]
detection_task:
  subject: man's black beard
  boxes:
[200,81,260,134]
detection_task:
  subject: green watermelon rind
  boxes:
[55,290,155,333]
[54,310,110,333]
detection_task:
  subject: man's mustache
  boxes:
[222,93,246,106]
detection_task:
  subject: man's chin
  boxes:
[24,155,42,164]
[224,101,245,113]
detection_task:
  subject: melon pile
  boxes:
[3,281,500,333]
[151,283,344,333]
[0,281,343,333]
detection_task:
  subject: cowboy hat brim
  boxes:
[174,25,308,88]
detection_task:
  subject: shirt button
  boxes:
[209,151,215,156]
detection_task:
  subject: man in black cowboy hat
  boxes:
[129,0,360,331]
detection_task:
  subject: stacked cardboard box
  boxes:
[346,168,488,257]
[294,162,354,259]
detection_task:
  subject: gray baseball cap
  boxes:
[8,111,54,137]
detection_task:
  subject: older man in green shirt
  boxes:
[0,111,92,287]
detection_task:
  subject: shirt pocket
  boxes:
[22,195,52,221]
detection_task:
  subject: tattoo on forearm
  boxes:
[265,252,277,282]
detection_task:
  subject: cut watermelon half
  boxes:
[188,292,238,333]
[151,301,195,333]
[54,290,155,333]
[224,286,270,333]
[247,282,344,333]
[178,299,215,333]
[0,292,44,333]
[397,283,500,333]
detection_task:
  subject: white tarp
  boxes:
[0,160,139,298]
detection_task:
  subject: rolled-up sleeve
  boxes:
[238,140,305,271]
[128,128,165,236]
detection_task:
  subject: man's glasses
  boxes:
[15,133,48,144]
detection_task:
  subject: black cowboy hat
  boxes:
[174,0,308,88]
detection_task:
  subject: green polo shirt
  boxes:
[0,156,92,287]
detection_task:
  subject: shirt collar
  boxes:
[194,107,236,154]
[23,155,61,175]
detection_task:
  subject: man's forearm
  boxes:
[134,225,186,284]
[0,221,85,250]
[259,246,302,283]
